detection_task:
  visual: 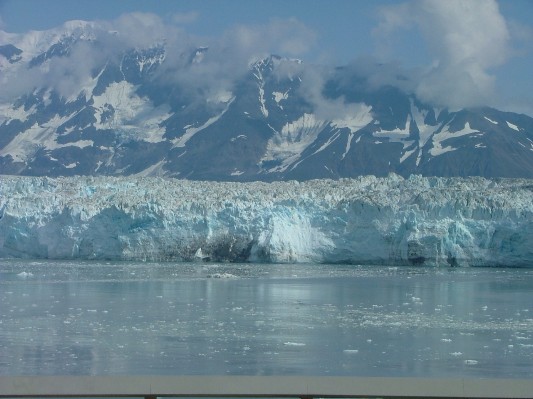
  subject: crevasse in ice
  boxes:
[1,174,532,266]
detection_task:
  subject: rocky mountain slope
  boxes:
[1,21,533,180]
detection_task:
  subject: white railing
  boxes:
[1,376,533,399]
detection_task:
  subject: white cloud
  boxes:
[153,17,316,102]
[374,0,511,109]
[342,56,417,93]
[222,18,316,59]
[105,12,180,48]
[296,65,371,122]
[418,0,509,67]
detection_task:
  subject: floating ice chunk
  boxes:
[207,273,237,279]
[343,349,359,354]
[464,360,478,365]
[450,352,463,356]
[16,272,34,278]
[284,342,306,346]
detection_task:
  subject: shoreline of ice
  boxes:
[1,174,532,266]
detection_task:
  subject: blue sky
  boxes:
[0,0,385,64]
[1,0,532,115]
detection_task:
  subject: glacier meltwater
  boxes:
[1,174,532,266]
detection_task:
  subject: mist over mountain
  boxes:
[1,16,533,180]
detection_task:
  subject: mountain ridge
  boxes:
[1,22,533,180]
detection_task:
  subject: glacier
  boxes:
[1,174,533,266]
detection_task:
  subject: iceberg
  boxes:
[1,174,532,266]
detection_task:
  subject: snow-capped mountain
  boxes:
[1,22,533,180]
[1,174,532,266]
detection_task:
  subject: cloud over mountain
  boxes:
[374,0,511,109]
[1,6,533,181]
[0,12,318,106]
[1,1,530,115]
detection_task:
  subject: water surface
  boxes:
[1,260,532,377]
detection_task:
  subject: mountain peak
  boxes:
[1,24,533,180]
[251,54,302,70]
[62,19,96,33]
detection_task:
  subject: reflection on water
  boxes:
[0,260,532,377]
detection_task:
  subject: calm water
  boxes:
[0,260,532,378]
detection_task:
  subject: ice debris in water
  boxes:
[1,174,533,266]
[343,349,359,354]
[16,272,34,278]
[207,273,237,279]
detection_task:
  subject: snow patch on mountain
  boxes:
[136,49,166,73]
[253,63,269,117]
[407,105,437,166]
[261,113,327,172]
[342,132,355,160]
[0,114,94,163]
[312,128,343,155]
[1,20,95,64]
[507,121,519,131]
[373,119,413,149]
[0,103,36,124]
[131,160,167,177]
[430,122,479,156]
[411,104,437,147]
[92,81,170,143]
[207,90,233,103]
[230,135,247,142]
[273,91,289,105]
[331,104,373,133]
[400,148,417,163]
[172,96,235,147]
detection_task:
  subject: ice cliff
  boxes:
[1,174,533,266]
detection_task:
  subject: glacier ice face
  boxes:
[1,174,533,266]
